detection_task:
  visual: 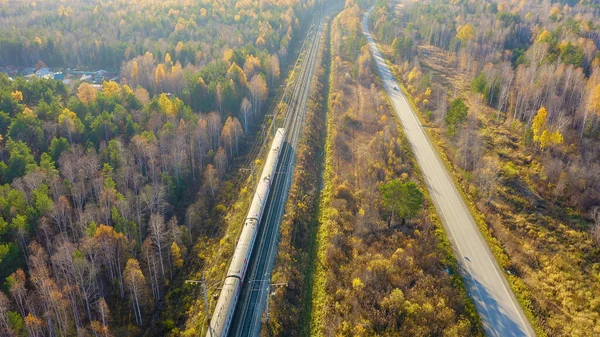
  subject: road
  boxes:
[362,7,535,337]
[228,10,331,337]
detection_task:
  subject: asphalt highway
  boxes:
[362,7,536,337]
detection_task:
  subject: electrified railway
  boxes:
[206,4,336,336]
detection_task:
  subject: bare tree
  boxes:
[214,147,228,178]
[195,117,210,176]
[7,270,27,317]
[206,112,222,150]
[92,225,127,298]
[124,258,149,326]
[142,238,161,300]
[203,164,219,199]
[249,75,268,118]
[591,207,600,246]
[148,214,168,279]
[172,119,188,186]
[240,97,252,133]
[97,298,111,337]
[0,292,14,337]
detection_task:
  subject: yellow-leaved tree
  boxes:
[158,93,178,117]
[175,41,184,54]
[164,53,173,67]
[582,83,600,137]
[103,81,121,97]
[539,129,564,150]
[131,61,139,82]
[58,108,83,143]
[22,107,36,118]
[155,64,166,91]
[77,83,97,105]
[456,24,475,43]
[11,90,23,101]
[122,84,134,96]
[171,242,183,269]
[532,106,563,150]
[532,106,548,143]
[536,30,552,44]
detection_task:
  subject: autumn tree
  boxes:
[591,207,600,245]
[456,24,475,43]
[532,106,563,151]
[142,238,161,300]
[220,117,244,157]
[195,118,209,176]
[148,214,169,279]
[124,258,149,326]
[475,156,501,203]
[0,292,12,336]
[93,225,127,297]
[240,97,252,133]
[57,108,83,144]
[214,147,227,178]
[158,93,177,117]
[77,83,97,105]
[11,90,23,102]
[155,64,167,93]
[266,54,281,86]
[243,55,262,80]
[102,81,121,98]
[24,313,44,337]
[249,75,268,117]
[6,270,27,317]
[227,62,248,88]
[171,242,183,270]
[131,61,139,86]
[203,164,219,199]
[96,297,111,336]
[582,83,600,137]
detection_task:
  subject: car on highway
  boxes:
[393,86,399,91]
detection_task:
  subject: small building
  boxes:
[36,67,54,78]
[21,68,36,76]
[92,74,104,84]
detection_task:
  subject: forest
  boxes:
[0,72,254,337]
[0,0,327,336]
[371,0,600,335]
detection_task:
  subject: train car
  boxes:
[207,128,286,337]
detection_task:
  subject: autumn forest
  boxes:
[1,0,600,336]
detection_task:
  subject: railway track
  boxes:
[227,10,329,337]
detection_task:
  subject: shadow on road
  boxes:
[459,264,528,337]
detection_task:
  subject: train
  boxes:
[206,128,286,337]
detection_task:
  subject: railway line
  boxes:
[228,13,328,337]
[205,4,335,336]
